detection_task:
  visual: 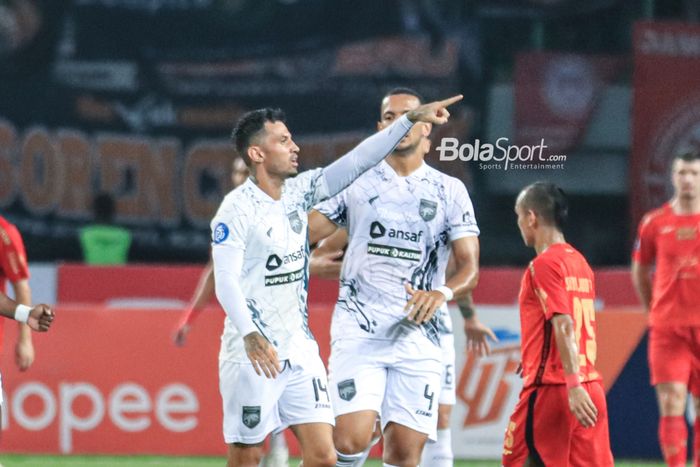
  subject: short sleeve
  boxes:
[284,168,329,211]
[314,189,348,228]
[447,179,480,241]
[529,258,569,321]
[632,214,656,265]
[0,223,29,282]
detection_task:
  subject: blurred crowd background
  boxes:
[0,0,696,266]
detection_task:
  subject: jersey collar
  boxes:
[243,178,278,203]
[380,159,429,180]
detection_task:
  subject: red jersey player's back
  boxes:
[0,215,29,294]
[633,202,700,328]
[519,242,601,388]
[0,215,30,353]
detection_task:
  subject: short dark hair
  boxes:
[231,108,286,156]
[675,149,700,163]
[383,87,424,104]
[519,182,568,230]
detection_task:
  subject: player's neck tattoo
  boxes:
[250,174,260,185]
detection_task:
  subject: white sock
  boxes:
[336,450,368,467]
[354,429,382,466]
[270,431,288,450]
[382,464,401,467]
[420,428,453,467]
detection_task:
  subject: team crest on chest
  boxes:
[287,211,303,234]
[419,199,438,221]
[677,226,697,240]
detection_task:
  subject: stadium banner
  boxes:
[630,21,700,228]
[0,302,648,458]
[0,33,470,263]
[0,264,651,459]
[514,52,623,154]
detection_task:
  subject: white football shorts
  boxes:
[328,335,442,441]
[219,349,334,444]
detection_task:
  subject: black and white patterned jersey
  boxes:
[315,160,479,346]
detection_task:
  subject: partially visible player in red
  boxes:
[0,214,55,434]
[502,182,614,467]
[0,214,39,372]
[632,150,700,467]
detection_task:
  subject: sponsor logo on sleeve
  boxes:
[213,223,229,244]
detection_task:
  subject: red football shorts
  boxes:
[502,382,614,467]
[648,326,700,387]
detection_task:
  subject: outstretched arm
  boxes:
[321,95,463,198]
[552,314,598,428]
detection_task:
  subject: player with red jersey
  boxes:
[502,182,613,467]
[0,214,55,430]
[632,150,700,467]
[0,215,38,371]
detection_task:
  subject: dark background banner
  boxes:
[0,0,474,262]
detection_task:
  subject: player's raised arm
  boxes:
[319,95,463,199]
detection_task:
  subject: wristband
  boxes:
[14,304,31,324]
[435,286,454,301]
[565,373,581,389]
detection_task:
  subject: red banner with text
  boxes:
[515,52,623,155]
[631,21,700,227]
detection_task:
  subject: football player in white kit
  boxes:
[307,88,495,467]
[211,96,462,467]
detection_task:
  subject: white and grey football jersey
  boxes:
[212,169,328,363]
[315,160,479,346]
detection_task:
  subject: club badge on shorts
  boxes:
[242,406,261,428]
[337,379,356,401]
[419,199,437,221]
